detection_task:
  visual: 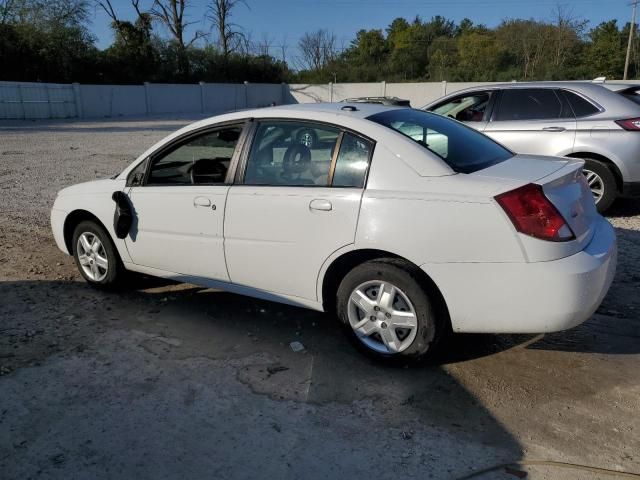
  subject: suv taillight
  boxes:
[615,117,640,130]
[495,184,575,242]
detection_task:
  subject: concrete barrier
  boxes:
[2,79,633,120]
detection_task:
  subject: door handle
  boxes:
[193,196,211,207]
[309,199,332,211]
[542,126,566,132]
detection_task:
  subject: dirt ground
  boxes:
[1,117,639,479]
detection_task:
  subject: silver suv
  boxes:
[423,82,640,212]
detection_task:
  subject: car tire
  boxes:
[336,258,445,363]
[296,128,318,148]
[582,159,617,213]
[72,220,123,288]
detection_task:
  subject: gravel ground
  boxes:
[0,117,639,479]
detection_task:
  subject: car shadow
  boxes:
[0,278,525,478]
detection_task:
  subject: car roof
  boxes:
[259,102,401,118]
[421,81,640,113]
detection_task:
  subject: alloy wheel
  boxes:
[347,280,418,354]
[583,168,604,204]
[77,232,109,282]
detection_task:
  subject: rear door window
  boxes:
[494,89,566,121]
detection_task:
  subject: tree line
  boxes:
[1,0,638,85]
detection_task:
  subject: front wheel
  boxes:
[72,220,123,288]
[582,159,617,213]
[336,259,444,363]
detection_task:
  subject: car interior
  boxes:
[147,126,242,185]
[245,123,339,186]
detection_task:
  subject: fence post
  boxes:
[199,81,206,113]
[381,80,386,97]
[72,83,83,119]
[144,82,151,116]
[16,84,25,119]
[281,82,287,105]
[329,82,333,102]
[244,81,249,108]
[441,80,447,96]
[45,84,52,119]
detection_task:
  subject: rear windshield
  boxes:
[367,109,513,174]
[620,87,640,106]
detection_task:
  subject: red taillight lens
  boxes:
[615,117,640,131]
[495,183,575,242]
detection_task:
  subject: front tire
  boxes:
[336,258,444,363]
[72,220,123,288]
[582,159,617,213]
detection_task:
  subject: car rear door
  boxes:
[483,88,577,156]
[223,120,373,301]
[124,122,247,280]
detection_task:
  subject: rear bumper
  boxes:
[423,217,617,333]
[622,181,640,198]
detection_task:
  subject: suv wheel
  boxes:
[72,220,123,288]
[336,258,444,363]
[582,159,617,213]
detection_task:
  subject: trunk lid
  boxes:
[475,154,598,260]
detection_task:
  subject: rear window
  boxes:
[367,109,513,174]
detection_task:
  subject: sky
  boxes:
[90,0,635,65]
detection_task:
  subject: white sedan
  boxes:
[51,104,617,361]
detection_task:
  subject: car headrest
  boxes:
[282,144,311,175]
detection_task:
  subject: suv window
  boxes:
[432,92,492,122]
[563,90,600,117]
[368,109,513,174]
[494,88,567,121]
[333,133,372,188]
[147,125,243,185]
[244,121,340,186]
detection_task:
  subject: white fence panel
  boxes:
[79,85,146,118]
[148,84,201,114]
[0,81,75,119]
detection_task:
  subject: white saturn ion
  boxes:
[51,104,617,361]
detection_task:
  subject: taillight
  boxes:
[495,183,575,242]
[615,117,640,130]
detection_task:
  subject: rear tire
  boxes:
[582,159,617,213]
[336,258,445,364]
[72,220,123,288]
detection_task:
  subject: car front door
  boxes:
[124,122,247,280]
[483,88,577,156]
[428,90,495,131]
[224,120,373,301]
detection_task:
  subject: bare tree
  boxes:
[150,0,207,77]
[151,0,206,48]
[95,0,152,47]
[297,29,337,71]
[207,0,247,58]
[255,32,273,57]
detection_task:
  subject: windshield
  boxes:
[367,109,513,174]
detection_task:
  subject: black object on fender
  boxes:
[112,191,133,239]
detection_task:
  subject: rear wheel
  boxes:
[336,258,444,363]
[72,220,123,288]
[582,159,617,213]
